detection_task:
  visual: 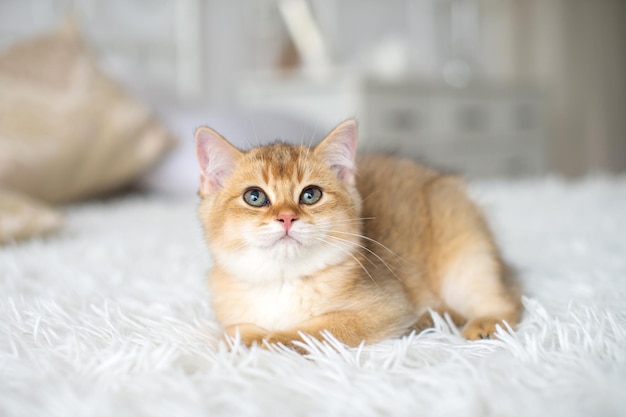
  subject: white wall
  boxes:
[1,0,624,175]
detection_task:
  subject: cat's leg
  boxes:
[264,310,408,352]
[426,176,521,340]
[225,309,408,353]
[439,246,521,340]
[410,306,467,334]
[225,323,269,347]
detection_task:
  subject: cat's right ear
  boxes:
[194,126,241,196]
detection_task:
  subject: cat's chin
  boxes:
[214,239,351,283]
[253,225,321,257]
[267,235,304,258]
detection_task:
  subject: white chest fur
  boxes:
[210,239,351,331]
[214,276,318,331]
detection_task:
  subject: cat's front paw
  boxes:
[225,323,269,347]
[264,331,309,354]
[224,324,310,353]
[462,317,506,340]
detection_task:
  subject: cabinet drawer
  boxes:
[365,96,430,140]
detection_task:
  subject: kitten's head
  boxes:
[194,119,363,281]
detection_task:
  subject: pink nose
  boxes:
[276,214,297,232]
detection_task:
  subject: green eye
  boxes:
[300,186,322,205]
[243,188,269,207]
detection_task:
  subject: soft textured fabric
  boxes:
[0,177,625,417]
[0,19,174,204]
[0,189,62,244]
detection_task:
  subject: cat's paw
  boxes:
[462,317,506,340]
[224,325,310,353]
[224,323,269,347]
[263,331,309,354]
[409,312,435,334]
[409,309,468,335]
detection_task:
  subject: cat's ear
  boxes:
[194,126,242,195]
[315,119,358,184]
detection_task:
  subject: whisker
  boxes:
[325,235,403,283]
[242,134,254,150]
[347,200,361,212]
[318,217,375,226]
[248,116,261,147]
[315,237,379,287]
[296,130,309,169]
[296,140,313,180]
[360,191,382,205]
[322,235,378,268]
[308,122,319,148]
[331,230,401,260]
[299,124,306,147]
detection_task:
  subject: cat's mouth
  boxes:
[256,231,303,251]
[263,233,304,258]
[277,233,301,244]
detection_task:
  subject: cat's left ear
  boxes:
[195,126,242,196]
[315,119,358,185]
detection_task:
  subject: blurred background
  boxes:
[1,0,625,201]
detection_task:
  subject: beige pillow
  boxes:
[0,189,62,244]
[0,19,174,204]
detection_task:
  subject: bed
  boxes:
[2,168,625,416]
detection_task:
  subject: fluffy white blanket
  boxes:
[1,177,625,417]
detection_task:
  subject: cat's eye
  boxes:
[243,188,269,207]
[299,186,322,205]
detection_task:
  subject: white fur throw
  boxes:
[1,177,625,416]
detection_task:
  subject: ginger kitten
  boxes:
[195,119,521,351]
